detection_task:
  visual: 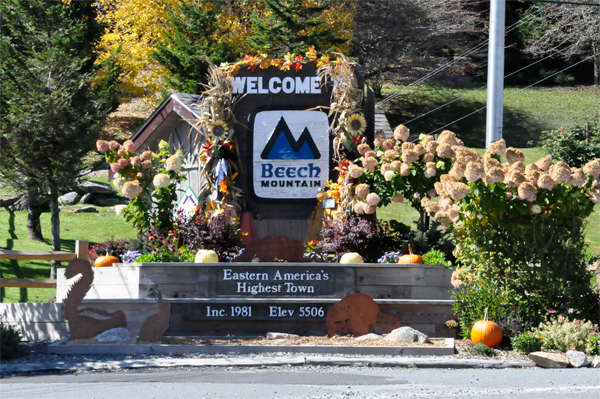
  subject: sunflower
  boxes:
[346,113,367,136]
[208,120,228,138]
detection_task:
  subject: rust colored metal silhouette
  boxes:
[326,293,401,337]
[137,290,170,343]
[63,259,127,340]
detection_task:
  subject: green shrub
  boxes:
[0,317,26,360]
[511,331,544,354]
[536,121,600,168]
[588,335,600,356]
[421,248,451,267]
[472,342,495,356]
[533,316,599,353]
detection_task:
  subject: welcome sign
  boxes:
[231,64,373,220]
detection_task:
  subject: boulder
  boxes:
[78,180,116,195]
[385,326,430,344]
[72,206,98,213]
[566,350,590,368]
[592,357,600,368]
[266,332,300,340]
[355,333,382,341]
[9,195,51,211]
[528,352,570,368]
[68,181,87,196]
[92,197,128,206]
[0,194,22,208]
[96,327,135,343]
[58,192,80,206]
[80,193,94,204]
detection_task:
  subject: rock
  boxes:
[0,194,22,208]
[266,332,300,340]
[58,192,80,206]
[72,206,98,213]
[80,193,94,204]
[591,356,600,368]
[566,350,590,368]
[78,180,116,195]
[9,195,51,211]
[68,181,86,196]
[385,326,430,344]
[96,327,135,343]
[528,352,570,368]
[92,197,128,206]
[355,333,382,341]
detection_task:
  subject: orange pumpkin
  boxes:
[398,245,423,264]
[94,255,120,267]
[471,308,503,347]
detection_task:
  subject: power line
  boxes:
[403,42,579,126]
[424,49,600,136]
[375,7,546,107]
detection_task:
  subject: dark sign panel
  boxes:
[210,266,353,298]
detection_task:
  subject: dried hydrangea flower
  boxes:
[526,170,541,185]
[447,206,460,221]
[122,180,143,199]
[421,135,434,144]
[436,143,455,158]
[414,144,426,156]
[381,163,394,174]
[525,163,540,174]
[448,182,471,201]
[583,159,600,179]
[439,197,453,211]
[391,160,402,172]
[535,155,553,171]
[364,150,377,158]
[348,164,363,179]
[366,193,381,206]
[421,197,440,213]
[427,189,437,197]
[123,140,137,152]
[375,130,386,140]
[401,142,415,151]
[362,157,378,172]
[485,167,505,185]
[393,124,410,141]
[384,170,395,181]
[165,154,182,173]
[402,150,419,164]
[537,174,555,190]
[531,204,542,214]
[449,160,467,180]
[400,163,411,176]
[384,149,397,161]
[357,143,371,155]
[382,139,395,151]
[549,163,571,184]
[422,153,434,163]
[392,194,404,202]
[109,140,120,150]
[518,182,537,202]
[569,168,586,186]
[510,161,525,174]
[464,161,485,183]
[153,173,171,188]
[434,182,447,198]
[355,183,370,198]
[485,139,507,156]
[484,155,502,172]
[353,202,365,214]
[425,140,439,154]
[505,147,525,165]
[437,130,460,146]
[505,169,526,187]
[393,145,402,154]
[454,147,480,164]
[96,140,109,152]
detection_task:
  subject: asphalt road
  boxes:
[1,366,599,399]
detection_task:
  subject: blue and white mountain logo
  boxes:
[260,117,321,160]
[253,111,329,199]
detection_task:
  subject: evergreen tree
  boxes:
[0,0,120,277]
[152,0,237,94]
[248,0,348,55]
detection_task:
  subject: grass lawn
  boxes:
[381,85,600,148]
[0,204,137,303]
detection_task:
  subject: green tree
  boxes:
[247,0,349,55]
[0,0,120,277]
[151,0,237,94]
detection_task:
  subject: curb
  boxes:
[0,356,535,374]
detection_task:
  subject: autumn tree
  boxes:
[151,0,237,94]
[247,0,352,55]
[0,0,119,277]
[522,2,600,85]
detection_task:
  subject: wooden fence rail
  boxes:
[0,240,88,289]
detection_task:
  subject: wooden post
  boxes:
[75,240,89,261]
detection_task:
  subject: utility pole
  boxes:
[486,0,506,148]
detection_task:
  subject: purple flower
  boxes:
[548,310,557,314]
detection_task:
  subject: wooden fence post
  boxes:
[75,240,89,261]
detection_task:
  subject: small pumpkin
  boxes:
[195,249,219,263]
[471,308,503,347]
[398,245,423,264]
[94,255,120,267]
[340,252,363,264]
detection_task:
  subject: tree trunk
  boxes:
[26,190,44,242]
[49,185,61,279]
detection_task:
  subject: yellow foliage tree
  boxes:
[95,0,354,99]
